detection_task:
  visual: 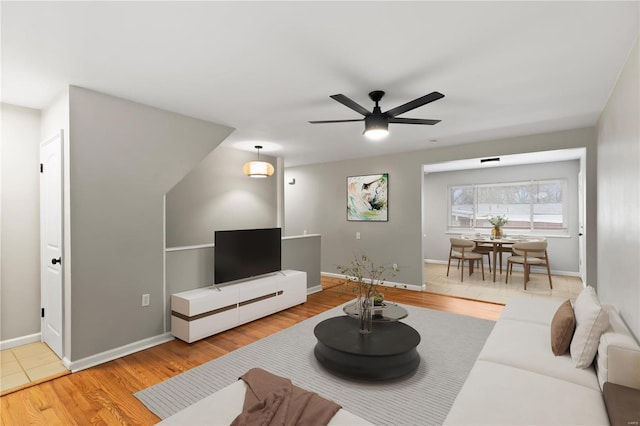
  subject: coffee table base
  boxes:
[314,343,420,380]
[313,316,421,380]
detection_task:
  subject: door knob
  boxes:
[51,257,61,265]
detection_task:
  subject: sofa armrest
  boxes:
[603,382,640,426]
[596,305,640,390]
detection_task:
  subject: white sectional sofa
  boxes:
[444,293,640,425]
[157,289,638,426]
[158,379,372,425]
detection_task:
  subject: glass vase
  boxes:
[357,295,373,334]
[491,226,503,239]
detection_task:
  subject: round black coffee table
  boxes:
[313,315,421,380]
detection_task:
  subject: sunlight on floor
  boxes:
[424,262,584,305]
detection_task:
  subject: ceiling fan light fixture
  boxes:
[310,90,443,140]
[243,145,274,178]
[364,114,389,140]
[364,128,389,140]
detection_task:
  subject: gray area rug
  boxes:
[135,302,494,425]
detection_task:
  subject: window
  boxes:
[449,179,567,232]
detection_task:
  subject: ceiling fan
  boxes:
[309,90,444,140]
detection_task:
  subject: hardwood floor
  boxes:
[0,277,503,425]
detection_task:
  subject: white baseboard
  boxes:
[307,285,323,295]
[67,332,174,372]
[424,259,448,265]
[321,272,423,292]
[0,333,41,350]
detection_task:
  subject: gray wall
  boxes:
[165,246,215,327]
[164,144,322,317]
[3,88,316,359]
[166,145,278,247]
[285,127,598,289]
[423,160,580,273]
[597,38,639,339]
[282,235,321,289]
[284,161,421,288]
[166,247,215,293]
[0,104,42,342]
[66,86,233,361]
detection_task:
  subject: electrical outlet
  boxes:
[393,263,398,271]
[142,294,150,307]
[356,232,361,240]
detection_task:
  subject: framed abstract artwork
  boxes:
[347,173,389,221]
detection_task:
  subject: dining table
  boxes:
[470,237,521,282]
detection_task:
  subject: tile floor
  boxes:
[424,262,584,305]
[0,342,69,395]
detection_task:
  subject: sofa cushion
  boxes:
[570,286,609,368]
[550,299,576,356]
[443,360,609,425]
[596,305,640,390]
[477,319,600,390]
[498,297,564,326]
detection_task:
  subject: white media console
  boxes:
[171,270,307,343]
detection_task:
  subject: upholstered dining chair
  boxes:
[505,240,553,290]
[447,238,485,282]
[472,242,492,273]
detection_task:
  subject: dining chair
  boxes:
[496,242,514,274]
[447,238,485,282]
[472,243,492,273]
[505,241,553,290]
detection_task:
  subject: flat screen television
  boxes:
[214,228,282,284]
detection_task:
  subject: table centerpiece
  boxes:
[487,214,508,239]
[337,253,396,334]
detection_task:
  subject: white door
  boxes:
[40,131,64,358]
[578,169,586,285]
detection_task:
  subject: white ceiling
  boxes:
[2,1,638,167]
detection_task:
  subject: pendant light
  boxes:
[243,145,274,178]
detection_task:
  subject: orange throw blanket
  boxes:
[231,368,341,426]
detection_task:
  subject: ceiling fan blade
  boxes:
[308,119,364,124]
[330,94,371,116]
[388,117,441,125]
[385,92,445,118]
